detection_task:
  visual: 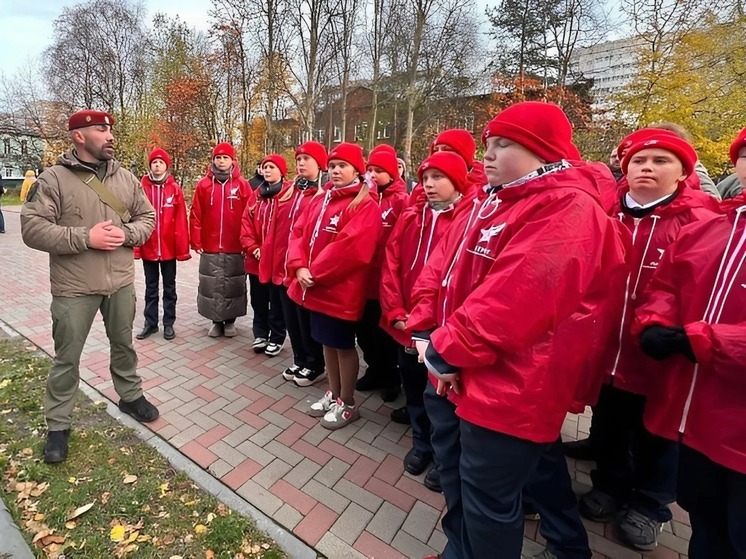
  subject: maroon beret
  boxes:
[68,110,115,131]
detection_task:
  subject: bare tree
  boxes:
[328,0,362,144]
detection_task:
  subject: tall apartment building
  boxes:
[571,37,643,109]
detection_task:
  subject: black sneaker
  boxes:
[404,448,432,475]
[283,365,301,381]
[136,324,158,340]
[293,368,327,387]
[43,429,70,464]
[381,385,401,402]
[579,489,618,522]
[118,395,160,423]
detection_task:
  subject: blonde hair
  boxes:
[347,178,370,210]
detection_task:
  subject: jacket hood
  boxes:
[58,150,122,176]
[496,161,615,205]
[468,161,488,189]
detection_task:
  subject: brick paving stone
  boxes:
[272,503,304,531]
[275,422,310,446]
[293,502,338,547]
[657,529,690,555]
[221,458,262,489]
[285,458,323,489]
[292,439,332,466]
[270,479,318,515]
[344,454,380,486]
[207,440,247,467]
[302,479,351,514]
[313,457,351,488]
[235,409,270,430]
[192,385,219,402]
[428,528,447,552]
[169,424,207,449]
[264,440,304,467]
[236,479,283,516]
[222,424,259,448]
[588,531,642,559]
[378,420,409,443]
[318,438,361,465]
[353,418,386,444]
[234,440,275,466]
[301,422,331,446]
[364,476,416,513]
[253,458,293,489]
[395,476,446,510]
[344,436,388,463]
[179,440,218,468]
[195,424,232,447]
[207,458,233,479]
[326,419,363,445]
[371,435,409,459]
[367,502,408,544]
[401,500,440,543]
[392,530,438,558]
[316,532,368,559]
[249,423,283,447]
[374,453,405,485]
[259,408,294,429]
[269,395,296,414]
[354,531,406,559]
[330,502,374,545]
[333,478,384,513]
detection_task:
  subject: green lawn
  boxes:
[0,339,286,559]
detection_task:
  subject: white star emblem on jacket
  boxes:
[478,223,506,243]
[329,214,341,227]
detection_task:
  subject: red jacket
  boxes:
[367,178,409,299]
[135,174,190,261]
[190,165,254,254]
[407,161,488,208]
[380,190,477,346]
[616,174,720,213]
[408,162,630,443]
[287,181,383,321]
[634,206,746,474]
[602,187,717,395]
[240,181,292,277]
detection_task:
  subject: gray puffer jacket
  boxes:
[197,252,247,322]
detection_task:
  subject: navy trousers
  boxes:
[524,440,592,559]
[143,259,177,327]
[678,445,746,559]
[248,274,285,344]
[398,347,432,453]
[590,384,677,521]
[278,285,324,372]
[424,382,548,559]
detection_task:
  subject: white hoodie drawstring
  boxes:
[631,215,660,299]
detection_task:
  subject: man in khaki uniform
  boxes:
[21,109,159,464]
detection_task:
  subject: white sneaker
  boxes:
[321,398,360,430]
[282,365,301,381]
[308,390,335,417]
[223,322,237,337]
[252,337,268,353]
[265,342,283,357]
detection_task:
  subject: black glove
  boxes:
[640,326,696,363]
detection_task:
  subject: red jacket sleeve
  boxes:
[685,321,746,384]
[240,201,261,254]
[431,194,622,368]
[189,185,203,251]
[175,187,191,260]
[380,214,409,324]
[310,200,383,286]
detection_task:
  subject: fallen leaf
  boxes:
[21,447,32,455]
[216,503,228,516]
[65,521,76,530]
[168,556,183,559]
[123,474,138,485]
[34,513,45,521]
[101,492,111,504]
[184,534,194,543]
[67,501,95,520]
[0,379,10,388]
[206,512,215,524]
[32,529,53,544]
[194,524,207,535]
[126,530,140,543]
[110,525,126,542]
[261,543,270,549]
[40,534,65,546]
[205,551,216,559]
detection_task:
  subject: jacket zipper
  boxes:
[610,217,641,379]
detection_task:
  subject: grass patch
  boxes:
[0,339,287,559]
[2,190,22,206]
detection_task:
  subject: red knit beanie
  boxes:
[481,102,580,162]
[617,128,679,159]
[148,147,171,169]
[328,142,366,176]
[621,132,698,177]
[295,141,328,170]
[431,129,476,167]
[730,128,746,166]
[418,151,469,194]
[212,142,236,160]
[261,154,288,178]
[367,146,400,180]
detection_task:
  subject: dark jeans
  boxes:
[590,384,677,521]
[398,347,432,453]
[278,285,324,372]
[143,259,177,327]
[424,382,548,559]
[0,202,5,232]
[524,440,592,559]
[248,274,285,344]
[355,300,399,388]
[678,445,746,559]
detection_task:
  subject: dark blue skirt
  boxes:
[309,311,357,350]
